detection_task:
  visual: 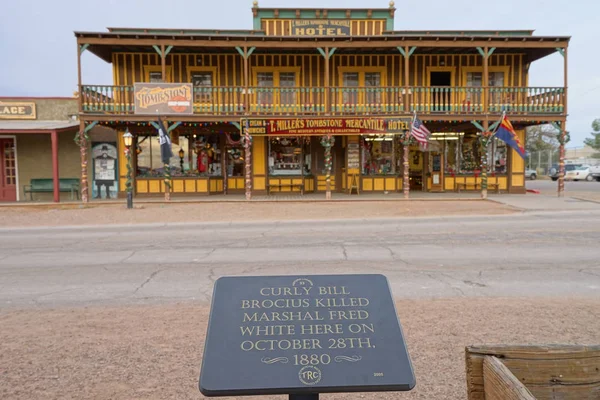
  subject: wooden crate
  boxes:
[465,344,600,400]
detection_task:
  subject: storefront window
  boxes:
[136,134,193,177]
[489,138,507,174]
[360,135,395,175]
[192,134,222,176]
[224,132,244,177]
[269,137,311,176]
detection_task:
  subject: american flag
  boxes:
[410,115,431,148]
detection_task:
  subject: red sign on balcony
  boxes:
[243,117,411,136]
[133,83,193,115]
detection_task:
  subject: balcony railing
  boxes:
[81,85,565,116]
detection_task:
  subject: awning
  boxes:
[0,120,79,133]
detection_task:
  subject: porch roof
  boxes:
[75,29,570,64]
[0,120,79,133]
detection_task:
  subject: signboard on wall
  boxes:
[0,102,36,119]
[347,143,360,169]
[291,20,351,36]
[133,83,193,115]
[244,118,411,136]
[92,142,118,199]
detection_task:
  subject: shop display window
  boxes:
[360,135,395,175]
[136,134,192,177]
[193,134,222,177]
[439,132,507,175]
[269,137,311,176]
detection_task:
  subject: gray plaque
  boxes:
[199,274,415,396]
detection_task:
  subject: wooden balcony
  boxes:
[80,85,565,117]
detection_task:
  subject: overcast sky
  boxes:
[1,0,597,146]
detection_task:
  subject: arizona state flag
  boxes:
[495,115,526,159]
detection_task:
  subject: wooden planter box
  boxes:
[465,344,600,400]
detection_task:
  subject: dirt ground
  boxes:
[1,297,598,400]
[0,200,516,227]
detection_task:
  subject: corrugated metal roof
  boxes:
[0,120,79,131]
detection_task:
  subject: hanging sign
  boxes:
[0,102,36,119]
[243,118,411,136]
[291,20,351,37]
[134,83,193,115]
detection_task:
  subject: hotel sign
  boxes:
[244,118,412,136]
[291,20,351,36]
[0,102,36,119]
[134,83,193,115]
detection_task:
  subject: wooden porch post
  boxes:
[77,43,83,112]
[404,46,410,112]
[483,46,489,113]
[243,46,249,113]
[51,130,60,203]
[160,44,167,81]
[558,47,568,197]
[324,47,330,114]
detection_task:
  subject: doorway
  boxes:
[0,138,17,201]
[429,70,454,112]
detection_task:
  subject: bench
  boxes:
[23,178,80,201]
[455,182,500,193]
[267,181,304,195]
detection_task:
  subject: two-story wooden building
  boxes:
[74,1,569,201]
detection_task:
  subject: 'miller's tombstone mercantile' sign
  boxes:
[199,274,415,396]
[244,118,411,136]
[133,83,193,115]
[0,102,36,119]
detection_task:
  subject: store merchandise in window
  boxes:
[361,135,395,175]
[225,132,244,177]
[489,138,507,173]
[136,134,193,177]
[269,137,311,176]
[193,134,222,176]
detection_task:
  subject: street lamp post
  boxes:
[123,129,134,209]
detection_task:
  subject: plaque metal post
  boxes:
[289,393,319,400]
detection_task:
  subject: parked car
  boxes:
[564,166,594,181]
[525,169,537,180]
[588,165,600,182]
[549,163,582,181]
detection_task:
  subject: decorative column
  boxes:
[553,121,569,197]
[51,130,60,203]
[321,135,335,200]
[75,121,97,203]
[479,121,491,200]
[401,131,411,199]
[244,120,252,200]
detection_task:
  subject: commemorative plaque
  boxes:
[199,274,415,396]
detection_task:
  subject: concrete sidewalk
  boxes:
[488,193,600,211]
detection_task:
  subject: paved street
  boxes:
[527,178,600,194]
[1,209,599,308]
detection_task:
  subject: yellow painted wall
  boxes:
[510,129,526,191]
